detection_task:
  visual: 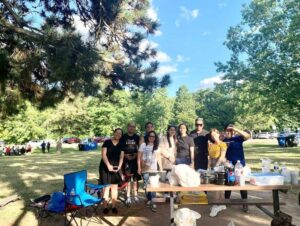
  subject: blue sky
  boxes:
[147,0,250,96]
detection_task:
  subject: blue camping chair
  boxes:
[63,170,108,226]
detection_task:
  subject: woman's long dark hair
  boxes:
[145,130,159,152]
[167,125,177,148]
[177,123,189,138]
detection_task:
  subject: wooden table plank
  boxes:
[147,182,300,192]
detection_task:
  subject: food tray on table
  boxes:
[179,192,208,204]
[249,172,284,186]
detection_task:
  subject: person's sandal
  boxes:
[103,208,109,214]
[112,207,118,214]
[242,204,249,213]
[150,203,157,212]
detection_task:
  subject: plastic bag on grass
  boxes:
[228,220,235,226]
[174,208,201,226]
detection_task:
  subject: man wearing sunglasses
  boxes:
[190,118,209,170]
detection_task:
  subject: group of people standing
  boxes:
[98,118,250,217]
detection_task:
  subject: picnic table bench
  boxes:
[147,183,300,226]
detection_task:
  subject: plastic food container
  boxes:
[249,173,284,186]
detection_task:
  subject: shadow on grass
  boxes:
[0,151,101,225]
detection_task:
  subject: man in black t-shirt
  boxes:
[121,122,140,204]
[190,118,209,170]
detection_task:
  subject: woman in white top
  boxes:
[159,125,177,170]
[137,130,159,211]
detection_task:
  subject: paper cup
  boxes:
[239,175,246,186]
[290,170,299,185]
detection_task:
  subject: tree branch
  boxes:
[0,0,24,26]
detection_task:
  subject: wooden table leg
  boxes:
[272,190,280,214]
[170,192,174,226]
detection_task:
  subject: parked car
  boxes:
[27,140,44,148]
[78,138,97,151]
[93,136,110,143]
[63,137,81,144]
[256,132,271,139]
[269,132,279,139]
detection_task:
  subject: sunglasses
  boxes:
[196,124,203,126]
[149,135,155,138]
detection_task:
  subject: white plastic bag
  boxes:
[167,166,179,186]
[174,208,201,226]
[174,164,200,187]
[227,220,235,226]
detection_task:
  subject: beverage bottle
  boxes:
[70,188,75,202]
[273,162,279,173]
[225,161,235,186]
[234,160,244,185]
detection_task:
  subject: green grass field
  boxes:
[0,139,299,225]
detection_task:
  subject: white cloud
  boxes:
[191,9,199,18]
[183,68,190,74]
[199,73,225,88]
[155,65,177,77]
[139,40,158,52]
[155,51,171,63]
[147,7,158,21]
[180,7,199,20]
[218,3,227,8]
[176,54,190,62]
[154,30,162,36]
[201,31,211,36]
[175,20,181,27]
[73,15,90,41]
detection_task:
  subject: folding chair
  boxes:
[63,170,107,226]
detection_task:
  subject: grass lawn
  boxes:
[0,139,299,226]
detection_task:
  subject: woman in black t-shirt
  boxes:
[99,128,124,214]
[176,123,195,168]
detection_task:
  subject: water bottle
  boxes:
[70,188,75,202]
[273,162,279,173]
[234,160,244,185]
[225,161,235,186]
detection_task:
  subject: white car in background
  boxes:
[27,140,44,148]
[256,132,271,139]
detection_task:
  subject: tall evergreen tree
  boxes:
[0,0,170,117]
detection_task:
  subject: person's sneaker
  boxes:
[210,205,226,217]
[242,204,249,212]
[164,193,170,199]
[103,208,109,214]
[133,196,139,203]
[146,200,151,207]
[218,205,227,211]
[150,203,157,212]
[125,197,132,205]
[112,207,118,214]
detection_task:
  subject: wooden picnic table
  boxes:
[146,182,300,225]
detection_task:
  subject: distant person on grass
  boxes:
[99,128,124,215]
[41,141,46,153]
[223,123,250,212]
[46,142,50,153]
